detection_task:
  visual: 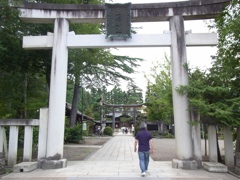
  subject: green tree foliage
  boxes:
[209,0,240,126]
[51,0,144,126]
[126,81,143,104]
[64,124,83,143]
[178,64,239,126]
[103,126,113,136]
[177,0,240,126]
[0,0,143,123]
[67,45,143,126]
[80,84,143,121]
[144,55,173,124]
[0,0,50,118]
[105,84,143,105]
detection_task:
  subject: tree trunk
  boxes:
[45,63,51,106]
[23,73,28,118]
[216,130,223,163]
[236,127,240,152]
[191,109,202,168]
[70,76,80,127]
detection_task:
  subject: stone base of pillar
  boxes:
[172,159,199,170]
[195,160,202,169]
[203,162,228,173]
[38,159,67,169]
[0,152,6,175]
[234,166,240,175]
[234,152,240,175]
[0,168,5,175]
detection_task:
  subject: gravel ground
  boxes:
[63,137,112,161]
[63,137,225,161]
[151,138,177,161]
[151,138,225,161]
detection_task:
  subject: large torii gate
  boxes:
[11,0,230,169]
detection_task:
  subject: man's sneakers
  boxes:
[141,172,146,177]
[141,171,150,177]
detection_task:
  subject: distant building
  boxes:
[65,103,95,123]
[105,112,133,129]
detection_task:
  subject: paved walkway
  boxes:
[1,133,239,180]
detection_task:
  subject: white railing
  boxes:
[0,119,39,167]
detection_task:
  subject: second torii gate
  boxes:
[12,0,230,169]
[103,103,143,131]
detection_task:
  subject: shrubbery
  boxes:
[149,131,174,138]
[64,125,82,143]
[103,126,113,136]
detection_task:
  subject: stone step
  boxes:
[203,162,228,173]
[13,162,37,173]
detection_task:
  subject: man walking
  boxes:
[134,122,154,177]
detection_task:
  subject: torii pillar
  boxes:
[46,18,69,158]
[38,18,69,169]
[170,16,196,169]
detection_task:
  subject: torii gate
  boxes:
[103,103,143,131]
[12,0,230,169]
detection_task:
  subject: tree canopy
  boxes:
[144,55,173,124]
[177,0,240,127]
[0,0,144,123]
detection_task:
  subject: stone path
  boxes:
[1,133,238,180]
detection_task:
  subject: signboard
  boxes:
[82,122,87,131]
[105,3,131,40]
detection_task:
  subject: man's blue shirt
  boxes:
[135,129,152,152]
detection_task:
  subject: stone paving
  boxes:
[1,133,239,180]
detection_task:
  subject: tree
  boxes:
[144,55,173,124]
[213,0,240,153]
[190,0,240,126]
[212,0,240,126]
[1,0,143,124]
[67,48,143,126]
[67,22,143,126]
[126,81,143,104]
[0,0,51,118]
[177,0,239,127]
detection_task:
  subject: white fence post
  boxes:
[3,128,8,158]
[0,126,3,153]
[0,127,8,159]
[8,126,19,166]
[38,108,48,159]
[208,125,218,162]
[23,126,33,162]
[224,126,234,167]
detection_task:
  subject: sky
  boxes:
[105,0,218,96]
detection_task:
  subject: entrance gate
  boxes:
[11,0,229,169]
[103,102,143,132]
